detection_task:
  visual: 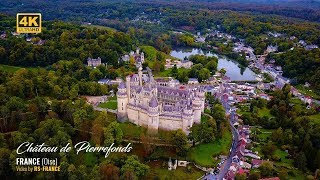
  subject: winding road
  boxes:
[215,106,239,179]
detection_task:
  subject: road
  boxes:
[215,105,239,179]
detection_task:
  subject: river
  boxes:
[170,48,257,81]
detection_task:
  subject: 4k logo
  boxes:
[16,13,41,34]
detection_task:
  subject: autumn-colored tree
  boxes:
[91,112,108,145]
[140,133,155,157]
[100,164,120,180]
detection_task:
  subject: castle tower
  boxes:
[138,66,143,86]
[148,96,159,132]
[197,89,205,112]
[117,82,128,122]
[182,106,194,134]
[141,52,145,63]
[126,76,131,100]
[192,97,202,124]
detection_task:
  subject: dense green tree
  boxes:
[104,121,123,146]
[259,161,274,177]
[205,59,218,72]
[0,148,11,177]
[171,64,178,77]
[198,68,210,82]
[172,129,189,156]
[176,69,189,83]
[33,119,73,147]
[121,155,149,178]
[248,171,261,180]
[261,141,276,158]
[295,151,307,171]
[0,134,5,148]
[235,173,247,180]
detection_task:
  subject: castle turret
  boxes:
[138,66,143,86]
[141,52,145,63]
[148,96,159,132]
[192,97,202,124]
[182,106,194,134]
[117,82,128,122]
[126,76,131,100]
[196,89,205,112]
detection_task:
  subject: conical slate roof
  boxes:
[119,82,126,89]
[149,96,158,107]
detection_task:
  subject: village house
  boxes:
[97,79,110,85]
[251,159,265,168]
[0,32,6,39]
[268,32,283,38]
[121,48,145,68]
[266,45,278,53]
[305,44,319,50]
[299,40,307,47]
[289,36,296,40]
[11,32,20,36]
[188,78,199,85]
[165,59,193,69]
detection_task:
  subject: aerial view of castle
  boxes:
[117,67,205,134]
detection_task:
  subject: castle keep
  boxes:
[117,67,205,134]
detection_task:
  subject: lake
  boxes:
[170,48,257,81]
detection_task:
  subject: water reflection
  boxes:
[170,48,257,81]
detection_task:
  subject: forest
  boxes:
[268,48,320,91]
[239,85,320,175]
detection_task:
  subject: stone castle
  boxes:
[117,67,205,134]
[87,57,102,67]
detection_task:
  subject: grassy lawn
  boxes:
[257,107,272,118]
[0,64,36,73]
[290,98,305,106]
[308,114,320,125]
[119,122,147,139]
[257,128,274,142]
[273,149,308,179]
[98,96,117,110]
[98,101,117,109]
[274,149,294,167]
[146,161,203,180]
[154,69,172,77]
[108,96,117,101]
[252,128,274,154]
[187,129,232,167]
